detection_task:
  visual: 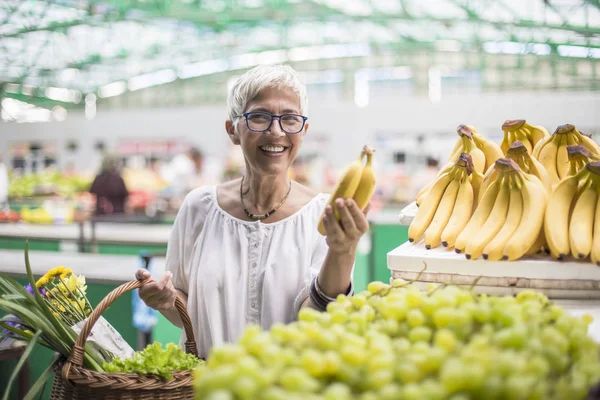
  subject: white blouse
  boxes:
[166,185,331,359]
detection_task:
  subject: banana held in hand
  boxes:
[318,146,375,235]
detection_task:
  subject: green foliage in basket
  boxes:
[104,342,204,380]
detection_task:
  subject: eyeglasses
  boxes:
[237,112,308,134]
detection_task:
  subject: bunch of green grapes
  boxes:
[194,280,600,400]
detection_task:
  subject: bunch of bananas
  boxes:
[416,125,495,206]
[545,161,600,264]
[532,124,600,187]
[568,145,600,176]
[446,124,503,173]
[500,119,549,154]
[408,153,480,249]
[504,141,552,194]
[318,146,376,235]
[454,158,548,261]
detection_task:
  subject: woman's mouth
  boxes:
[260,145,287,156]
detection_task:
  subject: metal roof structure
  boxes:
[1,0,599,119]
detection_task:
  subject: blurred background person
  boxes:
[160,147,205,198]
[89,153,129,216]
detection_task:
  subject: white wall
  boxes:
[1,90,599,172]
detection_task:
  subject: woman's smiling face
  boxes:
[229,85,308,178]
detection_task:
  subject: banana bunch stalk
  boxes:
[505,141,552,194]
[568,145,600,176]
[501,120,549,155]
[317,146,376,235]
[454,158,548,261]
[408,153,476,249]
[545,161,600,264]
[416,125,494,206]
[532,124,600,188]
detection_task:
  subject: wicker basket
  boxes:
[50,279,199,400]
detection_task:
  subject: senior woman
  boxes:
[136,64,370,359]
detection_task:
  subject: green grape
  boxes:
[233,376,259,399]
[472,303,492,323]
[421,296,441,316]
[435,328,458,352]
[407,309,426,327]
[301,349,324,377]
[261,387,290,400]
[298,307,321,322]
[406,291,423,307]
[322,383,352,400]
[204,390,234,400]
[385,301,408,321]
[525,355,550,377]
[322,350,342,375]
[494,324,527,349]
[433,307,455,328]
[409,326,433,343]
[391,278,407,287]
[392,337,411,353]
[421,346,446,373]
[350,295,367,308]
[367,354,395,373]
[503,375,536,400]
[367,281,389,294]
[363,369,394,390]
[340,344,367,367]
[541,326,569,352]
[279,367,320,393]
[396,362,423,383]
[402,382,425,400]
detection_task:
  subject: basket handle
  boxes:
[66,278,198,368]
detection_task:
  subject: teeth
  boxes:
[261,145,285,153]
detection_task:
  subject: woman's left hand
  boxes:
[322,198,370,254]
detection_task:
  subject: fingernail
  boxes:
[336,199,344,207]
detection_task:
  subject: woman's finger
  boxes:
[338,198,359,235]
[324,205,343,238]
[135,269,151,281]
[348,200,369,233]
[363,202,372,216]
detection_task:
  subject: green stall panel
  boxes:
[0,237,60,252]
[0,280,137,400]
[97,243,168,256]
[370,224,408,284]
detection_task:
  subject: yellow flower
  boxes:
[60,268,73,279]
[35,276,48,288]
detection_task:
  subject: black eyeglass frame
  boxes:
[236,111,308,134]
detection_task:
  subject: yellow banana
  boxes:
[454,175,503,254]
[464,170,511,260]
[424,178,460,249]
[592,187,600,266]
[408,171,454,243]
[483,175,523,261]
[441,176,474,249]
[352,147,376,211]
[572,126,600,155]
[505,141,552,194]
[460,132,486,174]
[544,169,588,259]
[556,134,573,180]
[477,167,498,205]
[503,173,547,261]
[569,177,597,260]
[470,170,485,210]
[523,122,550,148]
[472,133,503,173]
[538,134,561,187]
[318,150,364,235]
[415,164,453,206]
[515,129,533,154]
[567,145,598,176]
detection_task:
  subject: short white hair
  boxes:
[227,64,308,123]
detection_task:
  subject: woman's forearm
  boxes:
[317,246,356,298]
[159,289,188,328]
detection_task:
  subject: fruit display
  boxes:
[532,124,600,187]
[193,280,600,400]
[20,207,54,224]
[8,171,92,198]
[0,210,20,223]
[545,161,600,265]
[318,146,375,235]
[500,120,549,155]
[409,154,479,250]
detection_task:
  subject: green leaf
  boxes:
[1,330,42,400]
[23,353,60,400]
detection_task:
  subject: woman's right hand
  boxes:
[135,269,178,311]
